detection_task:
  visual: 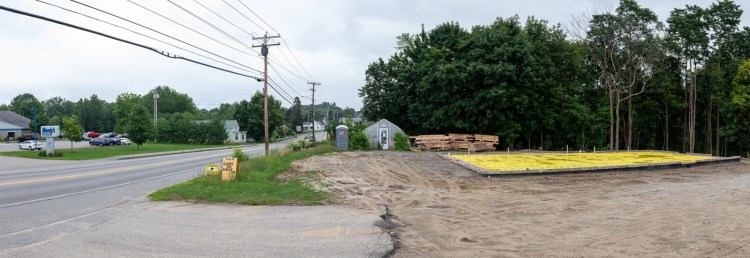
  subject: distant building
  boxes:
[363,119,405,150]
[338,114,364,124]
[0,111,31,140]
[193,120,247,143]
[302,121,325,131]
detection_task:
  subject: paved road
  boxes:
[0,134,391,257]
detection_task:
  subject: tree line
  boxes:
[359,0,750,157]
[2,85,357,145]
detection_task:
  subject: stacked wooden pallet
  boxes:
[414,135,452,151]
[415,133,499,152]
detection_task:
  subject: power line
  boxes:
[266,77,295,102]
[236,0,316,81]
[167,0,255,54]
[126,0,259,59]
[67,0,261,74]
[268,64,304,96]
[267,79,294,105]
[192,0,257,39]
[6,3,262,81]
[221,0,264,32]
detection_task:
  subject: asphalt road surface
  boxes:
[0,134,391,257]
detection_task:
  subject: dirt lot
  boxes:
[293,152,750,257]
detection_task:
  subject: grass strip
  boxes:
[0,142,243,160]
[150,144,337,205]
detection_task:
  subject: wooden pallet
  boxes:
[448,133,474,143]
[415,135,451,150]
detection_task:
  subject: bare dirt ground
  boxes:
[292,152,750,257]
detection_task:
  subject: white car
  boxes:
[18,140,43,150]
[119,138,132,145]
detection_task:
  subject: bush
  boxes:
[233,148,249,162]
[349,131,370,150]
[38,150,63,157]
[394,132,411,151]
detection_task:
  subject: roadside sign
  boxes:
[205,164,220,176]
[221,158,238,181]
[40,126,60,138]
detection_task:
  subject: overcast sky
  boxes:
[1,0,748,111]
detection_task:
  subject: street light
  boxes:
[31,106,37,141]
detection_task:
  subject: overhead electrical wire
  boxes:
[266,79,294,105]
[193,0,257,39]
[126,0,258,58]
[236,0,316,81]
[67,0,261,74]
[0,4,263,81]
[167,0,256,53]
[268,64,304,97]
[266,77,295,102]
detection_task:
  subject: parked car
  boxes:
[18,140,42,150]
[246,137,256,144]
[119,138,132,145]
[89,138,111,146]
[107,138,122,146]
[17,134,34,143]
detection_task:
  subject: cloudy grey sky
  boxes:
[1,0,748,110]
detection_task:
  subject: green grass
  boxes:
[0,142,243,160]
[150,144,337,205]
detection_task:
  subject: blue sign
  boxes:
[41,126,60,138]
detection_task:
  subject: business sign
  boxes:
[205,164,220,176]
[40,126,60,138]
[221,158,238,181]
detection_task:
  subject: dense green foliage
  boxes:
[359,0,750,156]
[394,132,411,151]
[349,131,371,150]
[150,145,337,205]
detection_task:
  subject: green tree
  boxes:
[144,85,197,115]
[62,115,84,151]
[235,91,284,142]
[75,94,112,132]
[128,105,152,149]
[113,93,145,133]
[285,97,303,131]
[43,96,75,119]
[349,131,370,150]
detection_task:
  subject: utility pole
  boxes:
[253,33,280,155]
[308,82,320,142]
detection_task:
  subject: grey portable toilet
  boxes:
[335,125,349,151]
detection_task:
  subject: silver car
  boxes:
[18,140,43,150]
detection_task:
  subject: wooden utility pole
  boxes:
[253,33,280,155]
[308,81,320,142]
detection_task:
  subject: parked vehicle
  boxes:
[17,134,34,143]
[119,138,132,145]
[246,137,256,144]
[18,140,42,150]
[89,138,110,146]
[107,138,122,145]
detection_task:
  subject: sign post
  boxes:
[40,126,60,156]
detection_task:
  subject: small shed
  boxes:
[363,119,405,150]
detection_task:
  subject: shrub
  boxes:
[38,150,63,157]
[233,148,248,162]
[349,131,370,150]
[394,132,411,151]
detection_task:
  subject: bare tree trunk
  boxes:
[627,87,633,151]
[716,107,720,156]
[609,87,614,150]
[689,61,696,153]
[707,96,712,154]
[615,92,621,151]
[664,100,669,151]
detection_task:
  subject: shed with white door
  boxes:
[363,119,405,150]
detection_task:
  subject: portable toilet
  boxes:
[335,125,349,151]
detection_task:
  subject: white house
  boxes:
[193,120,247,143]
[223,120,247,143]
[302,121,325,131]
